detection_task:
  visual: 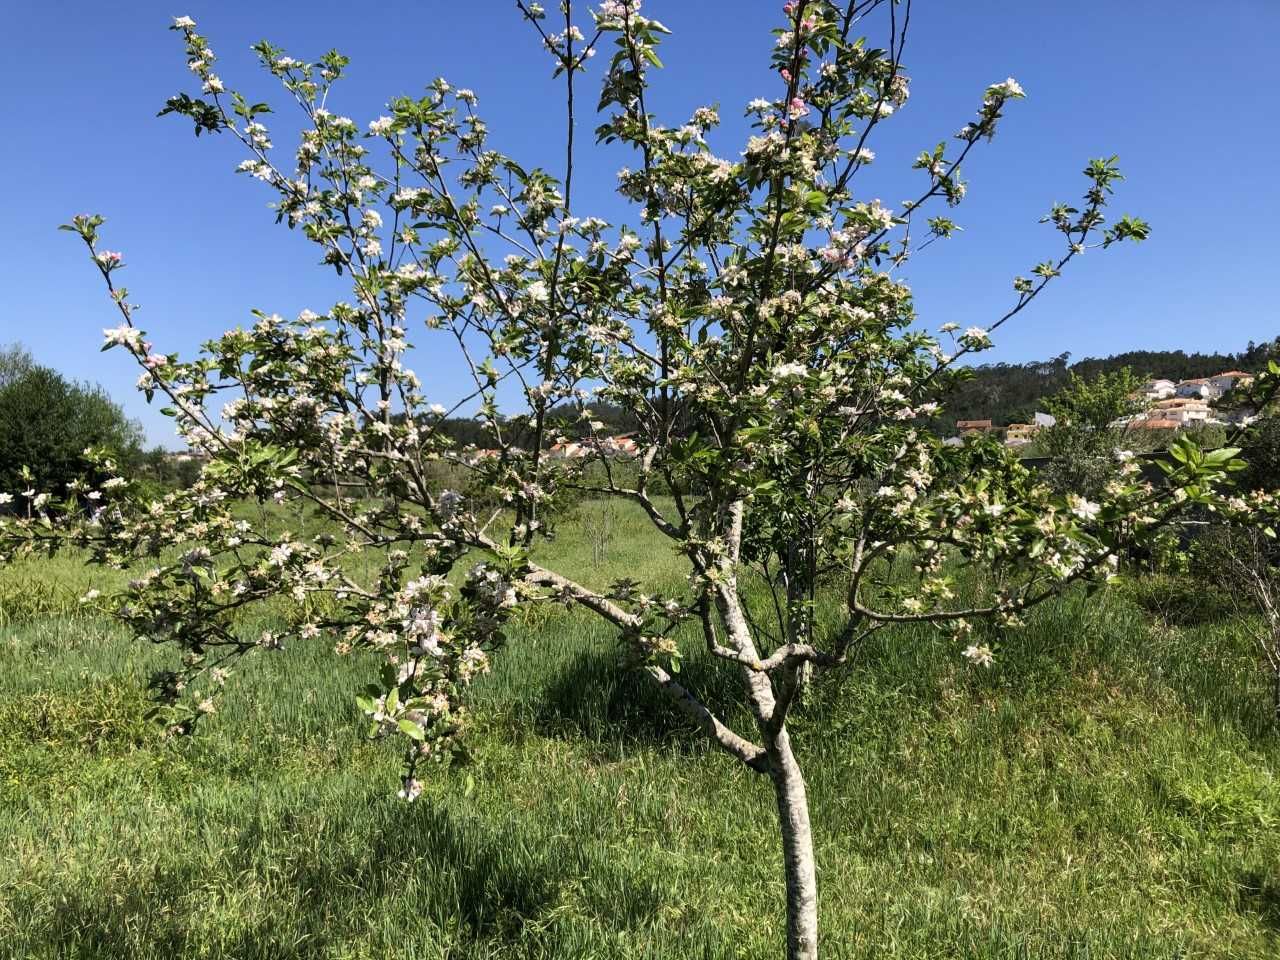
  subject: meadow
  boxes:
[2,499,1279,959]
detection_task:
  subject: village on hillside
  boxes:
[151,371,1261,466]
[950,369,1258,448]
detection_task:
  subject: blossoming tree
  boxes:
[5,3,1279,958]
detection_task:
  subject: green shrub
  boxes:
[0,575,84,627]
[1165,754,1280,837]
[1120,572,1237,626]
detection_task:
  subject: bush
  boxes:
[1240,415,1280,494]
[1038,368,1144,498]
[0,574,85,627]
[1120,572,1237,627]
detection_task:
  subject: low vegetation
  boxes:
[3,500,1280,959]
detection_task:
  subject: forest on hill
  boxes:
[938,337,1280,431]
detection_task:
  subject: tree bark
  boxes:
[767,725,819,960]
[713,500,819,957]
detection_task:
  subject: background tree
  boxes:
[135,446,204,490]
[0,343,35,389]
[1036,367,1146,497]
[0,344,144,498]
[1240,415,1280,494]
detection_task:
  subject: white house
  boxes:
[1174,378,1224,400]
[1003,423,1037,446]
[1141,378,1176,400]
[1150,398,1211,425]
[1210,370,1253,394]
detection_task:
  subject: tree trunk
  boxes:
[767,725,819,960]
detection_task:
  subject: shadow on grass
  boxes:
[529,594,1119,762]
[11,797,695,959]
[1238,870,1280,935]
[530,646,748,758]
[1139,614,1280,745]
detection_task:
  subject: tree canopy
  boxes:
[0,344,144,497]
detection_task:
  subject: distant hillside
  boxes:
[426,339,1279,446]
[939,337,1280,430]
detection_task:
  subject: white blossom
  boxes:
[772,361,808,381]
[962,644,995,668]
[1067,495,1101,521]
[986,77,1025,100]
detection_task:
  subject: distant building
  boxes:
[1004,423,1040,445]
[548,435,640,460]
[600,435,640,458]
[1141,378,1176,401]
[1211,370,1254,394]
[1175,378,1224,400]
[1130,418,1181,432]
[161,448,211,465]
[1147,398,1211,426]
[1032,411,1057,428]
[956,419,995,435]
[548,441,583,460]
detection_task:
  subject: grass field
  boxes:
[3,500,1280,958]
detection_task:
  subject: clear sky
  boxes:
[2,1,1277,447]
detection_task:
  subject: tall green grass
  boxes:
[2,501,1279,958]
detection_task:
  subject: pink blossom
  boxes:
[787,97,809,120]
[780,68,792,84]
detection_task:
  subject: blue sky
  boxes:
[2,1,1277,446]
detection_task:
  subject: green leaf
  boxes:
[397,719,426,741]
